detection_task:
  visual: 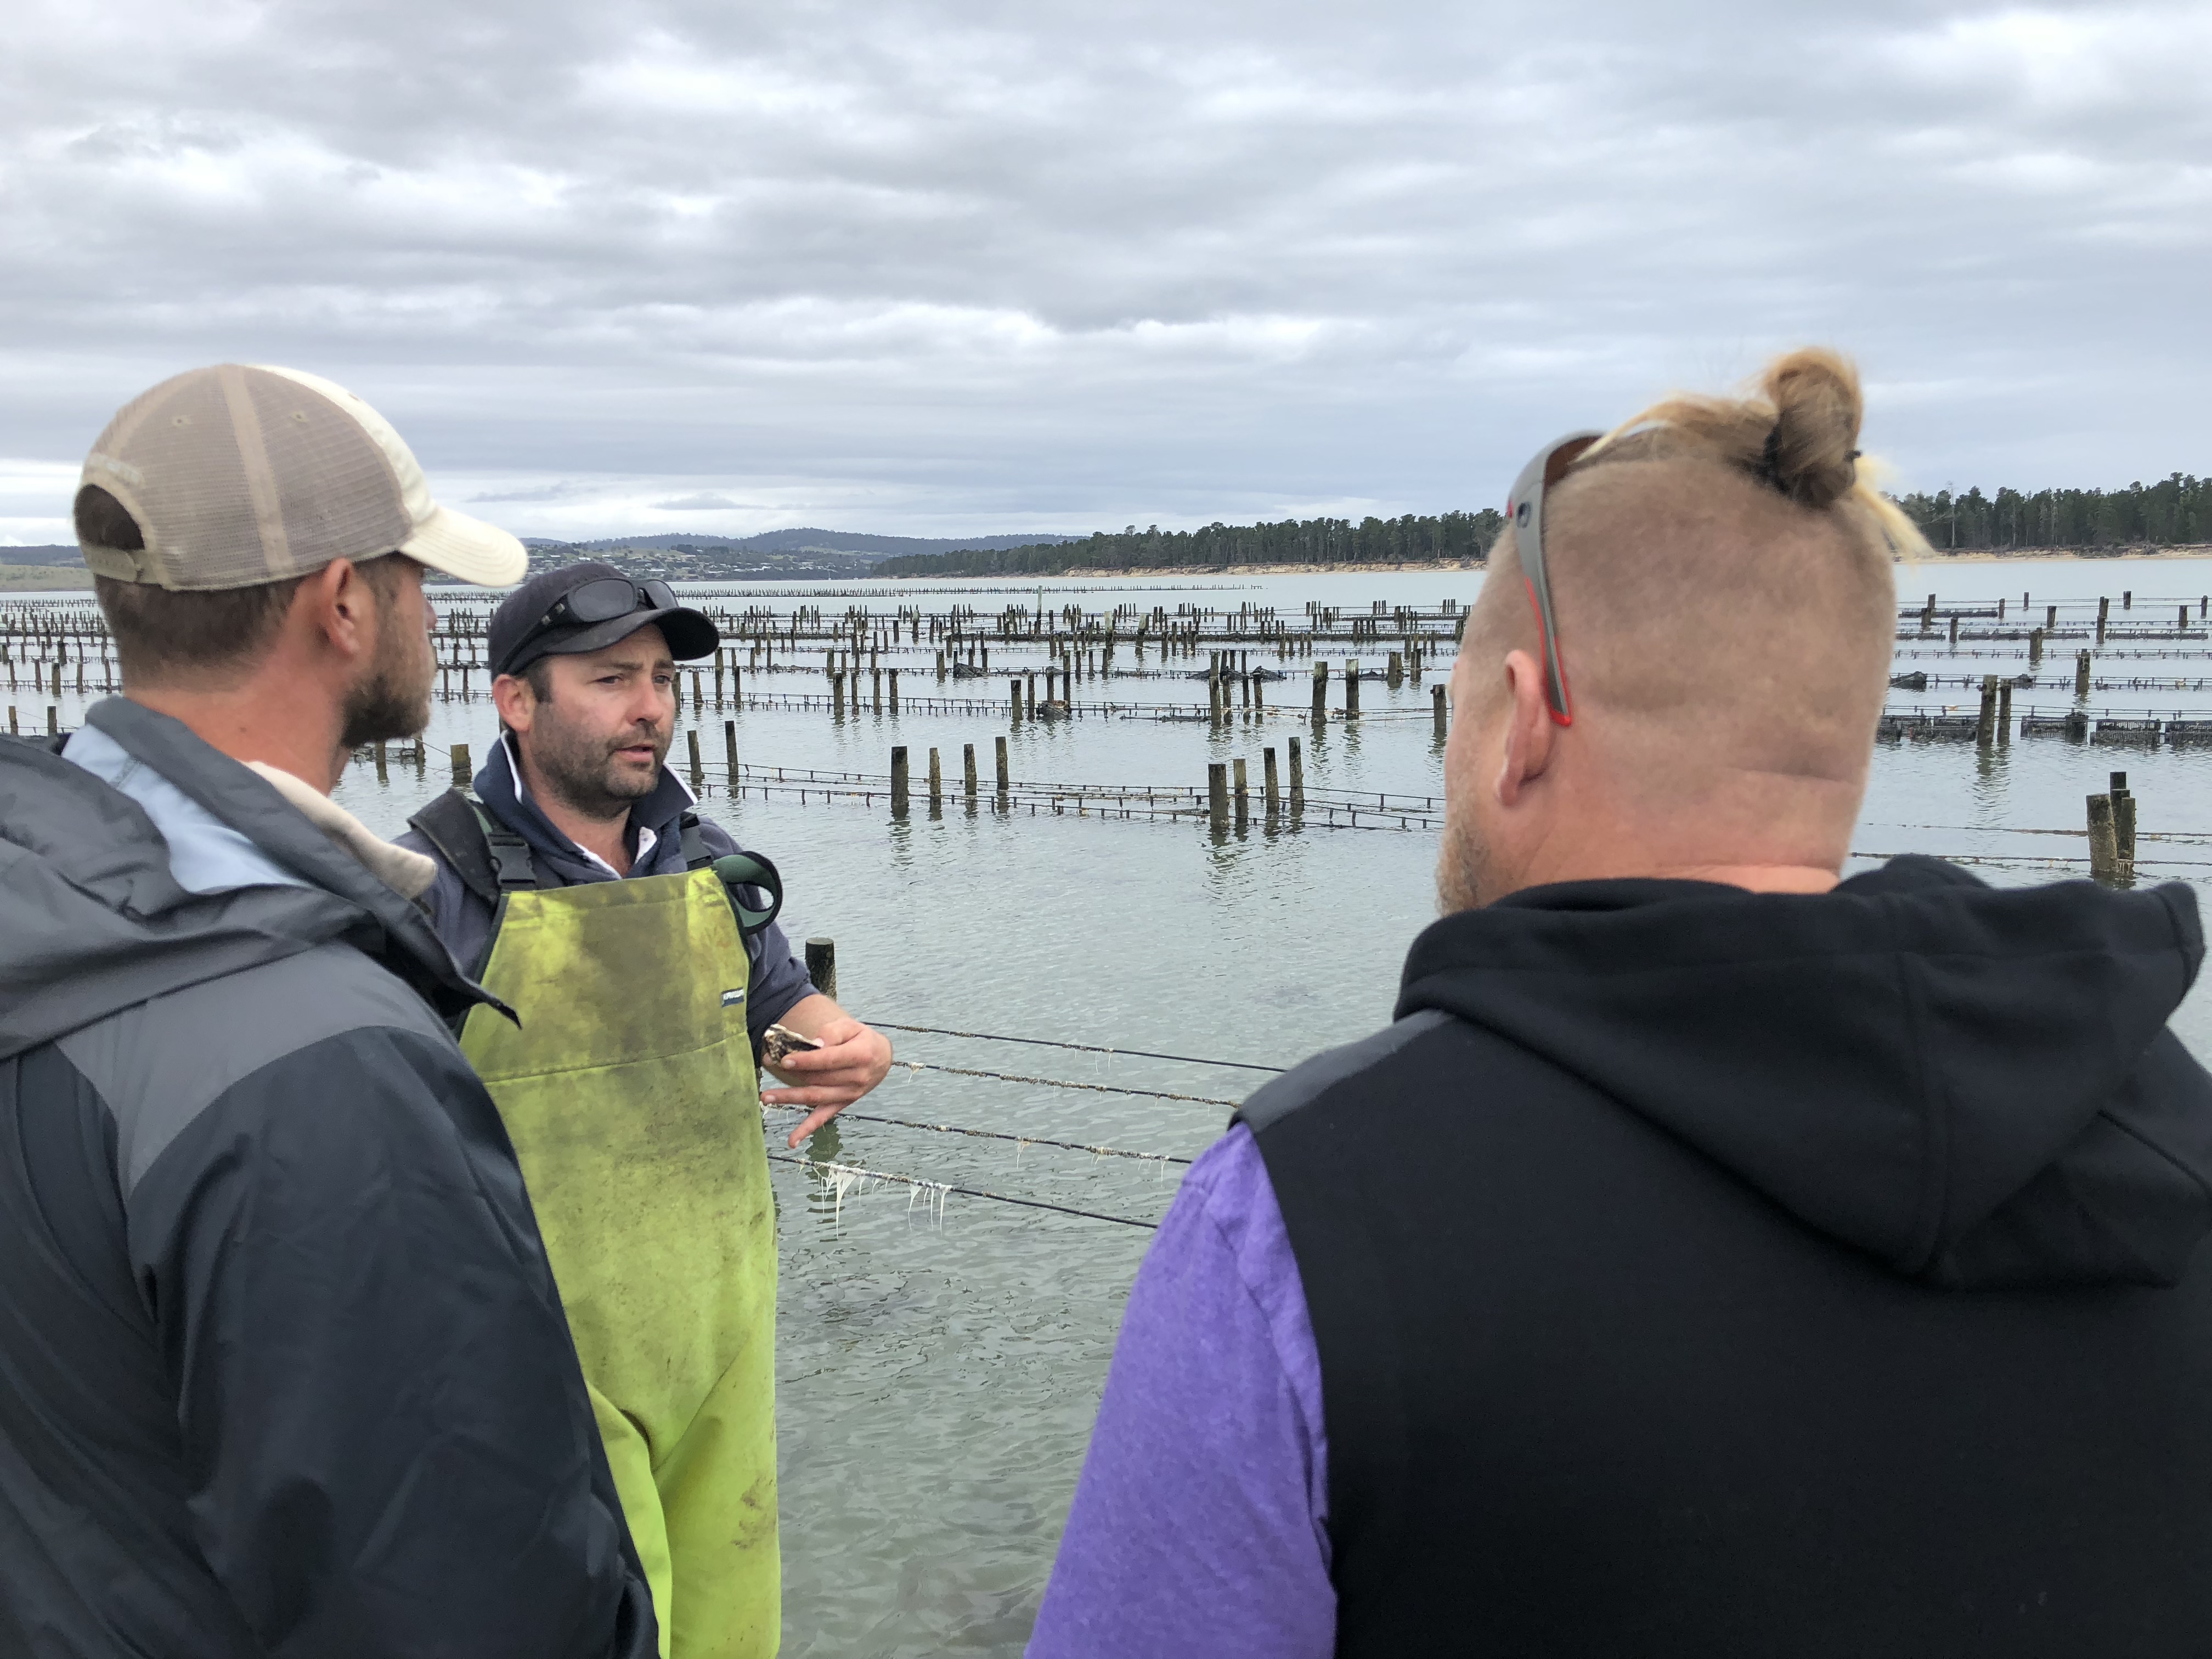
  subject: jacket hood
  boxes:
[1396,856,2212,1290]
[0,698,495,1060]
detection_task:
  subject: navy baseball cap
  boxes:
[489,561,720,679]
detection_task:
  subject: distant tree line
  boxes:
[1895,474,2208,551]
[878,475,2208,577]
[876,510,1506,577]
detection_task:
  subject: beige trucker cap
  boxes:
[77,363,527,591]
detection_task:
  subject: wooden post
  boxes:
[1947,614,1959,649]
[805,938,837,1000]
[1233,758,1250,828]
[1288,733,1304,809]
[995,734,1010,802]
[1976,675,1996,748]
[1010,679,1022,722]
[1997,681,2012,743]
[2074,651,2092,698]
[47,706,59,737]
[1345,660,1361,718]
[2096,596,2109,644]
[2046,604,2057,629]
[2086,793,2118,882]
[890,745,909,815]
[871,666,882,714]
[450,742,471,787]
[374,740,388,782]
[1263,746,1280,816]
[1431,683,1447,739]
[889,668,900,713]
[927,746,942,808]
[686,727,703,784]
[1207,762,1229,831]
[2111,771,2136,876]
[725,719,739,781]
[1387,650,1402,688]
[1312,660,1327,721]
[831,670,844,716]
[963,742,978,799]
[2028,626,2044,665]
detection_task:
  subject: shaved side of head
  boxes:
[1442,347,1928,910]
[1533,453,1895,806]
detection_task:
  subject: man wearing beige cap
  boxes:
[0,365,657,1658]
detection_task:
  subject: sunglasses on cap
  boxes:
[533,576,679,634]
[1506,430,1604,727]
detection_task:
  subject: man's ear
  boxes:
[298,558,374,662]
[1494,648,1560,808]
[492,672,536,735]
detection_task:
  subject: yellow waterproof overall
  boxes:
[460,868,778,1659]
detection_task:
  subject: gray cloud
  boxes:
[0,0,2203,543]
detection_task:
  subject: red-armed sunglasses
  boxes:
[1506,430,1603,726]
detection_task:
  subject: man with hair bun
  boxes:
[1031,349,2212,1658]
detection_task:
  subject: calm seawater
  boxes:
[17,559,2212,1654]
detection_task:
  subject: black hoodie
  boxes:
[1242,855,2212,1659]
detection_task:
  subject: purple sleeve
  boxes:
[1026,1124,1334,1659]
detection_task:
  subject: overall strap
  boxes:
[680,810,713,870]
[407,787,544,904]
[679,809,785,943]
[709,848,785,943]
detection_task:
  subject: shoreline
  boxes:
[1044,546,2212,578]
[5,545,2208,597]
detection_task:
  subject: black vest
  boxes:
[1244,1009,2212,1659]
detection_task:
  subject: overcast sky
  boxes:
[2,0,2205,545]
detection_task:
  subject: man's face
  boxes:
[339,556,435,749]
[507,625,678,816]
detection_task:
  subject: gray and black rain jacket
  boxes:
[0,697,656,1659]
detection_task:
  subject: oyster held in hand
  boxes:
[763,1023,822,1064]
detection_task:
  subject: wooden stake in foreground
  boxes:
[2086,793,2119,883]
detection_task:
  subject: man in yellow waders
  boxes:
[398,563,894,1659]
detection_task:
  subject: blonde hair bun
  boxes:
[1581,345,1930,558]
[1762,348,1863,511]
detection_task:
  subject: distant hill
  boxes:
[532,528,1079,559]
[0,544,82,566]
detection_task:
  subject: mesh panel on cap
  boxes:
[86,364,409,593]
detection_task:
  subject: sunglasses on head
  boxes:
[535,577,678,634]
[1506,430,1603,727]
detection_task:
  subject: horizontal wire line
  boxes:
[765,1152,1159,1229]
[872,1021,1285,1074]
[763,1104,1193,1164]
[896,1059,1242,1107]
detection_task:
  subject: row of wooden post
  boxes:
[887,739,1014,812]
[1207,738,1306,830]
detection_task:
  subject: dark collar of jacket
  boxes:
[80,698,503,1026]
[472,732,698,885]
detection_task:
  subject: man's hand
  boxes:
[760,992,894,1147]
